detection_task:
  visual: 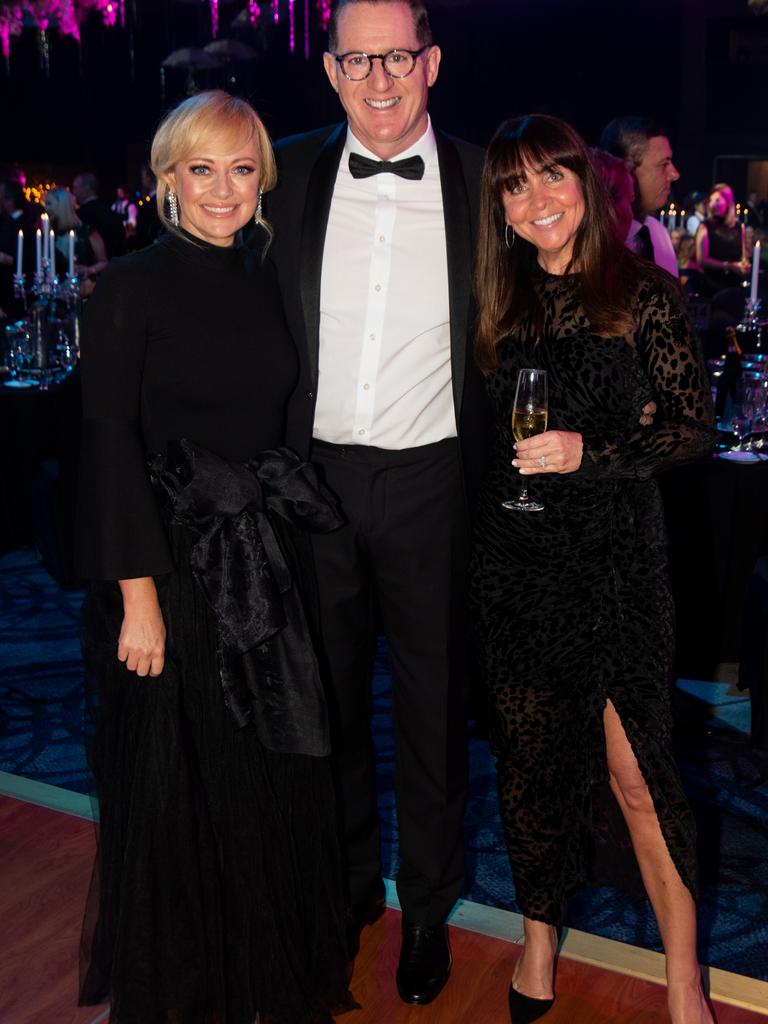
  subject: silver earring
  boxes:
[254,190,263,225]
[168,189,180,227]
[504,224,515,249]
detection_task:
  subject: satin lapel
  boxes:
[435,130,473,421]
[299,123,346,389]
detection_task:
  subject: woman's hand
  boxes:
[118,577,166,678]
[513,430,583,475]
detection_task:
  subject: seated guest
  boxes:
[44,187,108,283]
[695,182,749,295]
[685,192,707,235]
[599,115,679,278]
[676,233,707,295]
[72,172,127,259]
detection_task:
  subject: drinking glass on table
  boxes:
[503,368,548,512]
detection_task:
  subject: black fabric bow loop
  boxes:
[155,440,341,655]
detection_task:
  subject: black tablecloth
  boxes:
[662,455,768,674]
[0,370,81,584]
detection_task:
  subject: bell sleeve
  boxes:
[75,259,174,580]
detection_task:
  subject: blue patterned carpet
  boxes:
[2,548,767,980]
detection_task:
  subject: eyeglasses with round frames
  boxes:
[332,46,429,81]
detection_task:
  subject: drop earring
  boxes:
[168,189,180,227]
[505,224,515,249]
[254,190,263,225]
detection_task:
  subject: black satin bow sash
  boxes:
[348,152,425,180]
[150,440,342,756]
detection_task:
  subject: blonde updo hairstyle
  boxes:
[44,187,79,232]
[150,90,277,240]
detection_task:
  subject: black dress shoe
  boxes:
[508,981,555,1023]
[396,922,452,1005]
[345,878,387,959]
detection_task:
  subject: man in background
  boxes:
[600,115,680,277]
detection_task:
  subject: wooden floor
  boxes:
[0,792,766,1024]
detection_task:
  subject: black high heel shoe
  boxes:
[507,982,555,1023]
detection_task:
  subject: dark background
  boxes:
[1,0,767,201]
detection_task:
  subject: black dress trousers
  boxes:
[311,438,470,926]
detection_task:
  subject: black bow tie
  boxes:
[348,152,425,181]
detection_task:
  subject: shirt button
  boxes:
[363,383,370,390]
[379,235,386,243]
[358,428,366,436]
[374,284,381,292]
[306,390,314,399]
[369,333,375,340]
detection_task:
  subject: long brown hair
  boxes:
[474,114,650,374]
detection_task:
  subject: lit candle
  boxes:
[16,229,23,277]
[68,229,75,277]
[659,209,666,228]
[40,213,49,261]
[668,208,677,232]
[49,229,55,271]
[751,240,761,306]
[35,228,42,275]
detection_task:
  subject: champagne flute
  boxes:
[502,368,548,512]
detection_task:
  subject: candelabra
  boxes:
[737,298,763,354]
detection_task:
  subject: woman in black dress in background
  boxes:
[470,115,715,1023]
[76,91,349,1024]
[695,181,749,294]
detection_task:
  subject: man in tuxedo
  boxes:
[266,0,487,1005]
[72,172,126,259]
[600,115,680,277]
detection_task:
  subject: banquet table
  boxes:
[0,369,81,586]
[661,453,768,674]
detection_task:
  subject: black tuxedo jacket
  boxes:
[265,123,490,501]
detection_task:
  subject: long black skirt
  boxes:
[79,526,350,1024]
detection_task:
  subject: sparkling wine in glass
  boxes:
[502,368,548,512]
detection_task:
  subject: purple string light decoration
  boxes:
[317,0,331,32]
[248,1,261,23]
[273,0,279,24]
[288,0,294,52]
[210,0,219,37]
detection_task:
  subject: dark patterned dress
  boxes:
[469,267,715,925]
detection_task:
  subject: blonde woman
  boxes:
[44,186,108,279]
[76,91,350,1024]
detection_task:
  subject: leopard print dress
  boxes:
[469,267,715,925]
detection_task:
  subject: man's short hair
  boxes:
[1,178,25,209]
[599,116,667,168]
[74,171,100,195]
[328,0,433,52]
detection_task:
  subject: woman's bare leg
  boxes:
[603,700,714,1024]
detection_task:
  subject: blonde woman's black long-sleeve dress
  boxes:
[469,267,715,924]
[76,229,350,1024]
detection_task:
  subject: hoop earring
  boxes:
[504,224,515,249]
[168,189,180,227]
[254,190,263,225]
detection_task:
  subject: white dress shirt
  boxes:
[314,119,455,449]
[626,216,679,278]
